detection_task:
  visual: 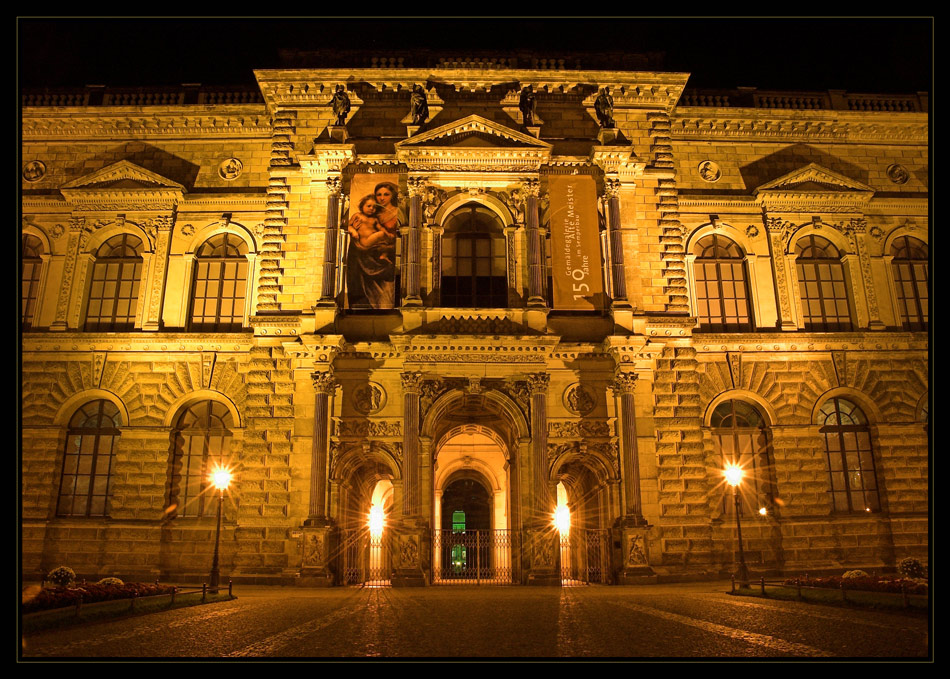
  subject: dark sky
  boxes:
[18,17,933,94]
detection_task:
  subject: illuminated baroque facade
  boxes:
[21,57,929,585]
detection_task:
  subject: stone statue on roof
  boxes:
[331,85,351,126]
[594,87,615,129]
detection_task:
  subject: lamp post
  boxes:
[209,466,232,594]
[724,463,750,588]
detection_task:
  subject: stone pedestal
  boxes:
[297,524,337,587]
[391,521,427,587]
[525,124,541,137]
[328,125,348,143]
[618,521,656,584]
[597,128,619,144]
[525,528,560,586]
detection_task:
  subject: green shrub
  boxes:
[97,577,124,586]
[898,557,927,580]
[45,566,76,587]
[842,570,869,579]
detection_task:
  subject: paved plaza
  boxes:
[20,581,930,659]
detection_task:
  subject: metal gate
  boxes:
[560,529,610,585]
[340,529,392,587]
[432,530,513,584]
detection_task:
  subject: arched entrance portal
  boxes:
[432,426,514,584]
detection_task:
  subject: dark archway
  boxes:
[440,477,492,531]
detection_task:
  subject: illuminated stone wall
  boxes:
[20,72,928,583]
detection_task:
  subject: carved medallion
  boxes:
[353,383,385,414]
[22,160,46,182]
[218,157,244,180]
[626,534,647,566]
[563,383,596,415]
[886,163,909,184]
[697,160,721,182]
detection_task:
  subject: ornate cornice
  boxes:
[60,160,186,211]
[22,106,271,140]
[299,146,357,176]
[671,109,928,144]
[692,332,928,354]
[393,334,560,364]
[21,333,255,354]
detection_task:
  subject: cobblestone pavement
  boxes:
[20,582,930,660]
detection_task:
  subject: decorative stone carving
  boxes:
[526,372,550,395]
[330,85,351,126]
[610,371,638,396]
[745,224,759,239]
[352,383,384,414]
[886,163,909,184]
[401,371,424,392]
[548,420,611,438]
[726,352,742,389]
[564,384,596,415]
[832,351,847,387]
[218,158,243,180]
[22,160,46,182]
[533,537,555,567]
[325,176,342,195]
[594,87,615,128]
[410,84,429,126]
[698,160,721,182]
[338,420,401,438]
[311,371,338,394]
[397,534,420,568]
[180,223,195,237]
[499,187,526,224]
[303,533,324,566]
[625,534,647,566]
[869,225,884,241]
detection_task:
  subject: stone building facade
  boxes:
[20,57,929,585]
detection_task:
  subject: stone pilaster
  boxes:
[318,176,342,306]
[766,218,798,330]
[523,179,545,307]
[404,177,424,306]
[306,369,337,525]
[504,224,520,307]
[429,225,443,306]
[400,371,424,517]
[141,214,173,331]
[51,217,89,331]
[610,371,645,523]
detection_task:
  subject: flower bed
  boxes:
[782,575,928,595]
[23,583,176,615]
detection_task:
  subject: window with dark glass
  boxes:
[168,401,234,518]
[819,398,880,514]
[795,235,852,331]
[441,204,507,308]
[57,400,120,517]
[693,234,753,331]
[711,400,773,515]
[22,234,43,329]
[85,233,143,331]
[890,236,928,331]
[189,233,249,331]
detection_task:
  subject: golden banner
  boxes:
[345,174,404,309]
[548,175,605,310]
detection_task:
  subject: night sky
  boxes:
[18,17,932,94]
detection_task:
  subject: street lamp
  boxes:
[723,463,750,588]
[208,465,232,594]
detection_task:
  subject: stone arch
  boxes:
[423,387,529,455]
[84,220,155,254]
[883,226,928,255]
[22,223,53,255]
[703,389,778,428]
[184,220,259,256]
[687,222,758,257]
[785,223,853,256]
[915,391,929,424]
[548,442,616,487]
[434,191,514,228]
[162,389,243,429]
[810,387,884,426]
[332,441,402,484]
[53,388,130,427]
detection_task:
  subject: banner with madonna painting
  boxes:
[344,174,405,309]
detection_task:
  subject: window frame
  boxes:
[692,234,754,332]
[890,236,929,331]
[188,233,250,332]
[83,233,145,332]
[794,234,853,331]
[167,400,235,519]
[440,204,508,309]
[22,234,45,330]
[710,400,774,517]
[56,400,120,518]
[819,397,881,515]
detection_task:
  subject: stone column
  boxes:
[523,179,545,307]
[611,371,645,523]
[525,371,558,585]
[610,370,655,582]
[604,177,629,307]
[766,217,798,330]
[299,368,337,587]
[52,217,89,331]
[394,370,426,586]
[429,225,443,306]
[504,224,519,307]
[142,214,173,331]
[400,371,424,517]
[403,177,424,306]
[318,176,343,306]
[306,369,337,525]
[849,218,884,330]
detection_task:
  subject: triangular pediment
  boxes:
[61,160,186,191]
[396,115,552,151]
[755,163,874,194]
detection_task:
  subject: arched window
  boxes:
[693,234,753,331]
[819,398,880,514]
[168,401,234,518]
[57,400,120,517]
[795,235,852,331]
[711,400,773,515]
[85,233,144,331]
[890,236,928,331]
[441,204,507,308]
[22,234,44,329]
[189,233,249,331]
